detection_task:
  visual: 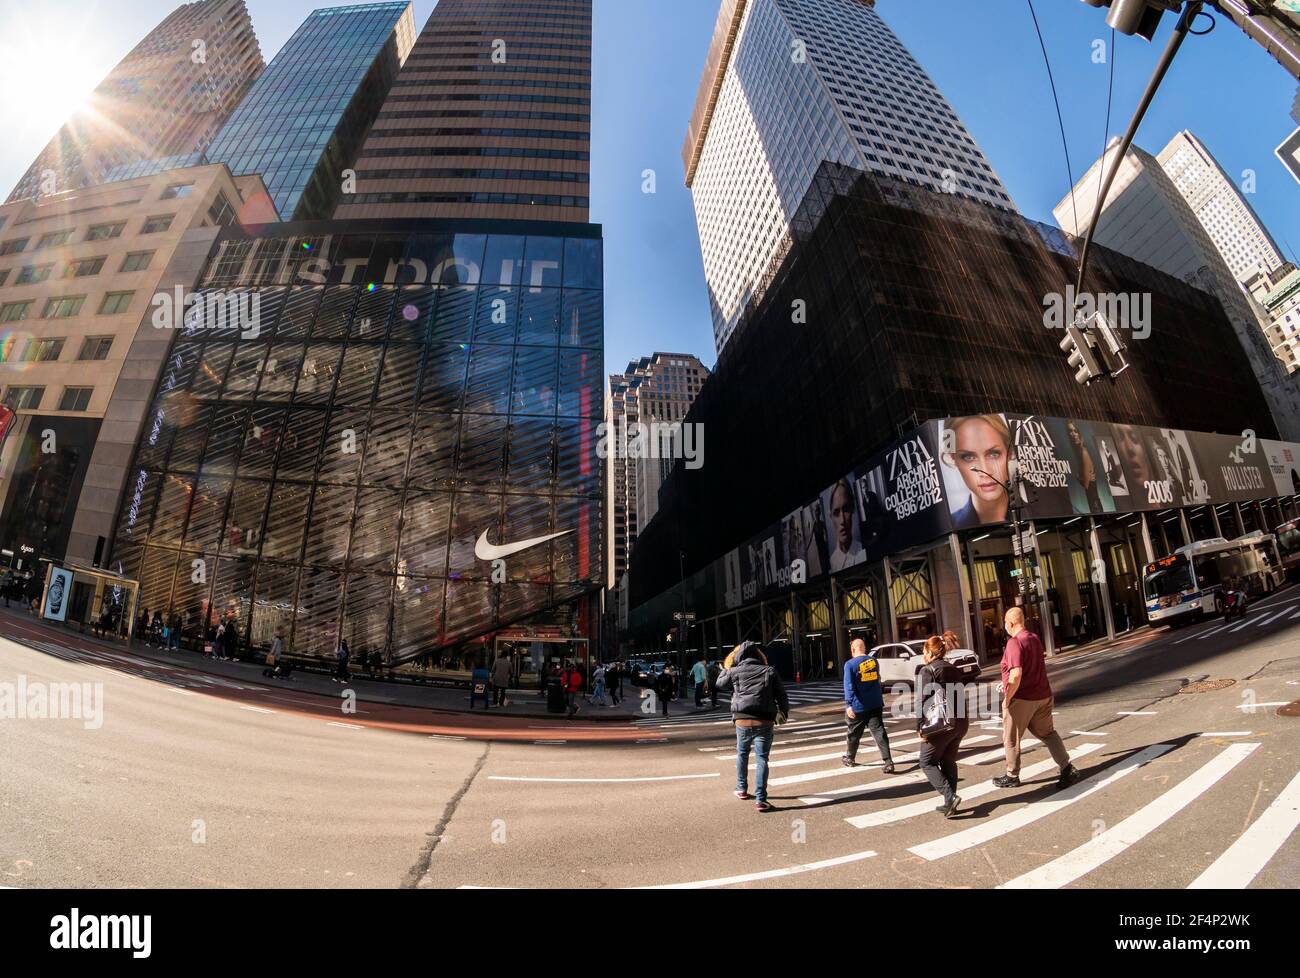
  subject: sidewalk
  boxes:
[0,607,644,722]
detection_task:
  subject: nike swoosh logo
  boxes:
[475,529,574,562]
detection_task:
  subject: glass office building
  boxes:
[204,3,417,221]
[109,219,604,675]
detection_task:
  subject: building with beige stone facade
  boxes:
[0,163,273,575]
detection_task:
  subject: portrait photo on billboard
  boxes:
[782,500,828,580]
[1094,425,1131,501]
[939,414,1013,529]
[1058,419,1117,516]
[1110,423,1160,510]
[854,465,892,557]
[821,475,866,572]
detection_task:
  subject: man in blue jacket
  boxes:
[842,638,895,772]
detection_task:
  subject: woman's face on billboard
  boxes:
[953,419,1009,504]
[830,483,856,551]
[1116,425,1149,485]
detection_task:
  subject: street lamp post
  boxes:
[972,460,1035,604]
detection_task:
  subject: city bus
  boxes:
[1142,535,1285,626]
[1273,519,1300,578]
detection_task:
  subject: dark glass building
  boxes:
[109,219,604,680]
[626,163,1300,672]
[204,2,417,220]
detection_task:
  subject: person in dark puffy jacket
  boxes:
[917,635,970,819]
[715,642,789,812]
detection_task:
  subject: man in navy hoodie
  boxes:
[842,638,895,772]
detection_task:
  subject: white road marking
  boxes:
[1189,769,1300,889]
[1291,609,1300,620]
[327,721,364,730]
[637,849,878,889]
[1198,731,1253,738]
[908,743,1174,862]
[722,734,924,765]
[1070,730,1106,736]
[846,743,1106,829]
[1251,607,1294,628]
[429,735,466,741]
[1237,702,1291,710]
[1117,711,1157,716]
[166,687,198,697]
[489,774,721,783]
[239,705,275,715]
[999,743,1260,889]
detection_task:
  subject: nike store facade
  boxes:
[107,219,604,682]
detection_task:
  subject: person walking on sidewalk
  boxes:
[491,651,513,708]
[653,664,675,717]
[607,661,623,706]
[589,663,609,706]
[707,659,721,708]
[842,638,895,773]
[561,661,583,719]
[691,656,709,709]
[264,626,286,679]
[994,607,1078,790]
[715,641,789,813]
[917,635,970,818]
[333,639,351,684]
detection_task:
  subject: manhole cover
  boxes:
[1179,678,1237,694]
[1279,701,1300,717]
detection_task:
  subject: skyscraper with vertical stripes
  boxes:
[6,0,264,203]
[334,0,592,223]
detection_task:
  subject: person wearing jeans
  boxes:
[715,641,789,812]
[842,638,895,773]
[994,607,1077,790]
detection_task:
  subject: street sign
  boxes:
[673,612,697,621]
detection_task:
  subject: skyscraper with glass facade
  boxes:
[107,219,604,678]
[204,3,417,221]
[684,0,1013,353]
[334,0,592,223]
[6,0,263,203]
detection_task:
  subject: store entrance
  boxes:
[492,636,590,691]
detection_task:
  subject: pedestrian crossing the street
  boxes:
[652,705,1300,889]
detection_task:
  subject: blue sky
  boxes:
[2,0,1298,377]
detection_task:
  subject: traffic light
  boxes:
[1080,0,1179,41]
[1090,310,1132,378]
[1060,322,1105,385]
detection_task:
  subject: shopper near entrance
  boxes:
[841,638,895,772]
[491,651,513,707]
[995,607,1078,789]
[716,641,790,812]
[561,661,583,719]
[917,635,969,818]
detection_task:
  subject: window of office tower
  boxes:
[110,228,604,667]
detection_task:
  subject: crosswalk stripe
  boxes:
[727,735,926,768]
[999,743,1260,889]
[769,736,996,787]
[1291,608,1300,619]
[1175,622,1230,644]
[1228,618,1253,633]
[908,743,1174,862]
[1188,769,1300,889]
[799,738,1053,804]
[638,849,878,890]
[845,743,1106,829]
[1251,607,1293,628]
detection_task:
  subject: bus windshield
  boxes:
[1144,559,1193,600]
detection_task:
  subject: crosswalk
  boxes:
[659,705,1299,889]
[633,678,871,731]
[1171,598,1300,645]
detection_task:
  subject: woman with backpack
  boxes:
[917,634,970,819]
[715,642,789,813]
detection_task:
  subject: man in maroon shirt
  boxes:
[993,606,1078,789]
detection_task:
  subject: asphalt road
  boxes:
[2,589,1299,889]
